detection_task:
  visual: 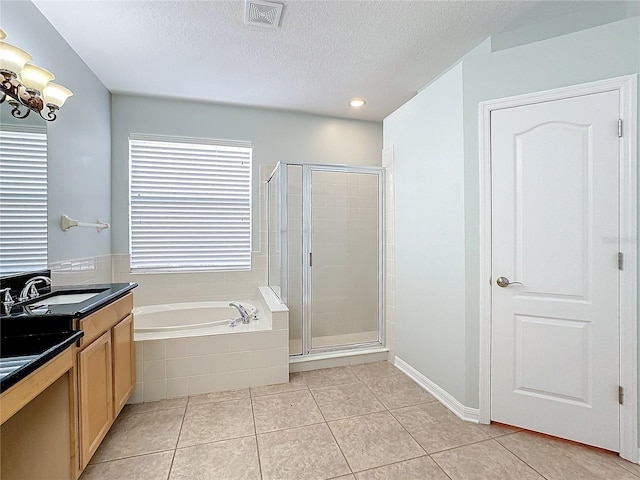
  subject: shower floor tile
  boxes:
[82,361,639,480]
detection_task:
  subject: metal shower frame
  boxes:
[268,162,385,356]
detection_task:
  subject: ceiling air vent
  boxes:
[245,0,284,29]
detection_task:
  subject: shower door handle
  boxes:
[309,252,313,267]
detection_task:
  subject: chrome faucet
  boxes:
[229,302,251,324]
[19,275,51,302]
[0,288,14,315]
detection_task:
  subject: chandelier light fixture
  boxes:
[0,27,73,122]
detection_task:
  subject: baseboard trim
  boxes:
[394,356,480,423]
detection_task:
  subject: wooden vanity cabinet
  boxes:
[112,313,135,415]
[76,293,134,473]
[78,330,113,465]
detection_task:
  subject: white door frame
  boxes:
[478,75,638,462]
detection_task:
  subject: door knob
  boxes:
[496,277,523,288]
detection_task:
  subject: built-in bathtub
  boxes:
[133,301,265,339]
[129,287,289,403]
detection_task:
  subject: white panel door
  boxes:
[490,90,620,451]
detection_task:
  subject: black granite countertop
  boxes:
[0,282,137,392]
[0,330,83,391]
[3,282,137,319]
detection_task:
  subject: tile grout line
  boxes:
[366,376,454,476]
[249,388,265,480]
[251,384,310,398]
[361,372,430,452]
[307,380,355,476]
[165,403,189,480]
[359,370,456,479]
[176,433,258,450]
[319,367,438,475]
[119,403,187,419]
[353,455,453,480]
[86,448,177,466]
[493,436,551,480]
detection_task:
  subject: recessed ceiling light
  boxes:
[349,98,366,108]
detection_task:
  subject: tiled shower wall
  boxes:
[281,167,381,353]
[310,170,379,340]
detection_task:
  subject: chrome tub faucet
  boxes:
[229,301,251,325]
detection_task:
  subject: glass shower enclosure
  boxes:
[267,163,384,356]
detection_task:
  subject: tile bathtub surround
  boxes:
[82,362,640,480]
[133,330,289,402]
[130,286,290,402]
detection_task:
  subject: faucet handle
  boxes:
[1,287,12,302]
[0,287,15,315]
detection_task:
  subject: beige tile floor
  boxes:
[81,362,640,480]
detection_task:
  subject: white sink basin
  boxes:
[30,292,103,307]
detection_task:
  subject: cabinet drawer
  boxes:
[78,294,133,347]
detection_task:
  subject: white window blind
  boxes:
[129,134,252,273]
[0,125,48,275]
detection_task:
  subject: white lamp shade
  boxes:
[19,63,54,93]
[43,82,73,108]
[0,41,32,75]
[0,28,6,40]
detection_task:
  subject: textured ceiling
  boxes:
[30,1,615,121]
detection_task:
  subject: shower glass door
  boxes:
[304,165,382,353]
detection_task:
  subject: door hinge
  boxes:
[309,252,313,267]
[618,119,623,138]
[619,386,624,405]
[618,252,624,271]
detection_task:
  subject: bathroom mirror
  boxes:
[0,106,48,275]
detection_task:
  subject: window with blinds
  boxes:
[0,125,48,275]
[129,134,252,273]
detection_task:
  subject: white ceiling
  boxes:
[31,1,619,122]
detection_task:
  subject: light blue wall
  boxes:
[385,16,640,410]
[1,1,112,263]
[110,94,382,254]
[384,63,467,401]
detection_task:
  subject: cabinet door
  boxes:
[112,314,135,416]
[78,331,113,469]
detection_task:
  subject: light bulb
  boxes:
[43,82,73,108]
[0,41,32,76]
[19,63,54,93]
